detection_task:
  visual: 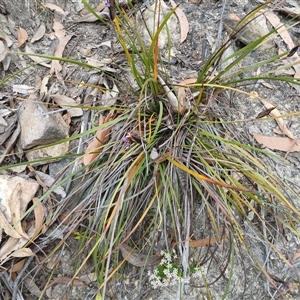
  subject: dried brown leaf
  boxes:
[0,236,28,263]
[0,210,21,239]
[189,235,227,248]
[256,106,277,119]
[50,94,83,117]
[83,113,114,166]
[31,197,45,239]
[25,45,51,68]
[259,98,295,140]
[170,0,189,43]
[31,23,46,43]
[8,258,26,273]
[50,19,72,79]
[9,183,28,238]
[10,248,34,258]
[265,11,300,77]
[252,132,300,152]
[158,75,185,114]
[0,37,8,62]
[293,248,300,262]
[18,26,28,47]
[13,84,36,95]
[44,3,66,16]
[120,244,160,267]
[264,12,295,50]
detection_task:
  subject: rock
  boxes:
[18,101,69,150]
[136,0,179,49]
[224,13,274,51]
[25,141,69,165]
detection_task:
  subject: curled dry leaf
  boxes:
[169,0,189,43]
[18,26,28,47]
[83,112,114,166]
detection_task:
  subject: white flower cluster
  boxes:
[148,249,190,289]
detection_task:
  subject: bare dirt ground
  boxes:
[1,0,300,299]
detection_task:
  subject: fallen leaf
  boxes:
[40,75,51,95]
[50,19,72,80]
[31,23,46,43]
[256,106,277,119]
[25,45,51,68]
[73,11,109,23]
[120,244,160,267]
[86,58,112,68]
[0,210,21,239]
[252,132,300,152]
[10,248,34,258]
[0,236,28,263]
[8,258,26,273]
[189,235,227,248]
[0,175,39,225]
[47,276,87,288]
[13,84,36,95]
[35,171,66,197]
[177,78,197,110]
[101,81,119,106]
[31,197,45,239]
[264,12,295,50]
[265,11,300,78]
[18,26,28,47]
[83,113,114,166]
[50,94,83,117]
[158,75,185,114]
[170,0,189,43]
[9,183,28,238]
[259,98,295,140]
[44,3,66,16]
[0,37,8,62]
[79,272,97,283]
[293,248,300,261]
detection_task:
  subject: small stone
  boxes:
[18,101,69,150]
[26,141,69,165]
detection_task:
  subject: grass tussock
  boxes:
[1,1,300,299]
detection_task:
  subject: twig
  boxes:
[216,0,227,50]
[12,256,34,300]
